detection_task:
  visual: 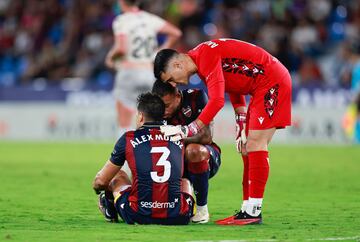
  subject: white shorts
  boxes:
[113,69,154,110]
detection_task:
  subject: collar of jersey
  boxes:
[141,121,166,128]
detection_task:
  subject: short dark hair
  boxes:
[152,79,177,97]
[137,92,165,121]
[123,0,140,6]
[153,49,178,80]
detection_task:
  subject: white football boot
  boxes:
[191,205,210,224]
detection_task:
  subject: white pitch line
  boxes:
[187,236,360,242]
[307,236,360,241]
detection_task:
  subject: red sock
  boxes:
[187,159,209,174]
[248,151,269,198]
[242,154,249,201]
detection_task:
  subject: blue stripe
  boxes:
[133,128,153,216]
[167,141,183,218]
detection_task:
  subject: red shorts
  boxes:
[247,65,292,130]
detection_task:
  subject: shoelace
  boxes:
[233,210,242,217]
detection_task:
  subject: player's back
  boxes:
[188,38,289,95]
[124,125,191,220]
[112,11,165,64]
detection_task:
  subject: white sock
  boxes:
[245,197,263,217]
[241,200,248,212]
[197,204,208,214]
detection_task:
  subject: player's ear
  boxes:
[139,111,145,123]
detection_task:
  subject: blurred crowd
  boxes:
[0,0,360,90]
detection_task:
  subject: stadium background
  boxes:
[1,1,360,241]
[0,0,359,143]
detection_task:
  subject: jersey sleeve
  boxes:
[112,16,127,35]
[109,134,126,166]
[148,13,166,32]
[196,90,208,112]
[228,93,246,110]
[196,46,225,125]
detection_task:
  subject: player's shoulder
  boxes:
[182,88,203,94]
[181,88,207,104]
[181,88,203,98]
[113,13,127,23]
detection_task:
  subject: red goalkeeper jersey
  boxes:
[187,38,290,126]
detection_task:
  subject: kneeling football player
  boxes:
[93,92,194,225]
[152,80,221,223]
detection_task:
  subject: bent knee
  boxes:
[185,144,209,163]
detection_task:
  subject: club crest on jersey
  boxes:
[182,106,192,117]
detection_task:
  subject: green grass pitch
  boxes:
[0,142,360,242]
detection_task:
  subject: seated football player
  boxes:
[152,80,221,223]
[93,92,194,225]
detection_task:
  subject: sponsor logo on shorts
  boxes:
[140,198,179,209]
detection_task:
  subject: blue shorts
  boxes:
[114,191,194,225]
[205,143,221,179]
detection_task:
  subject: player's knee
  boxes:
[109,170,130,191]
[186,144,210,174]
[185,144,208,163]
[246,137,267,152]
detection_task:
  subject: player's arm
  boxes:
[93,135,126,194]
[93,160,121,194]
[183,124,212,145]
[229,93,247,153]
[161,49,225,140]
[183,90,212,145]
[191,50,225,133]
[105,34,127,69]
[157,21,182,50]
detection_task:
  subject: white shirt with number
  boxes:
[112,10,165,66]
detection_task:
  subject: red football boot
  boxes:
[216,211,262,225]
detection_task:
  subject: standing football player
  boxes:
[105,0,182,133]
[93,92,194,225]
[154,38,292,225]
[152,80,221,223]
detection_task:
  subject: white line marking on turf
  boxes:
[307,236,360,241]
[188,237,360,242]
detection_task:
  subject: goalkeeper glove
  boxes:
[160,121,200,142]
[235,112,247,153]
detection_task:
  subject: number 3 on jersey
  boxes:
[150,147,171,183]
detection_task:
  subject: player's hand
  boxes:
[160,125,188,142]
[105,56,115,69]
[160,121,200,142]
[235,112,247,153]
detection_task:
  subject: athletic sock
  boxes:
[241,200,248,212]
[197,204,208,214]
[246,197,263,217]
[242,154,249,201]
[246,151,269,216]
[248,151,269,199]
[188,159,210,206]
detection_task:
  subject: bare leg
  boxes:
[109,170,132,198]
[115,100,134,129]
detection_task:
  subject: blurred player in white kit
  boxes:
[105,0,182,134]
